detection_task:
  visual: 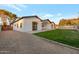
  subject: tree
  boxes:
[59,18,79,26]
[66,20,71,25]
[0,9,17,20]
[59,19,67,26]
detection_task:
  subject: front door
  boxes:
[32,22,38,31]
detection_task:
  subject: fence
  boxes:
[59,26,78,30]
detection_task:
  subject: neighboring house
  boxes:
[42,19,55,30]
[0,14,10,25]
[0,14,11,31]
[13,16,42,32]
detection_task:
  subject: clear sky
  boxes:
[0,4,79,24]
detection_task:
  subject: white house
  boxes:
[42,19,55,30]
[13,16,42,32]
[12,16,55,33]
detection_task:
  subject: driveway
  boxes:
[0,31,79,54]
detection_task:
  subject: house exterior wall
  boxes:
[42,21,54,30]
[51,23,55,29]
[24,17,42,32]
[47,23,52,30]
[13,19,24,32]
[13,17,42,32]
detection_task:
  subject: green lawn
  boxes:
[34,29,79,48]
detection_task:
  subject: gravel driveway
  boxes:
[0,31,79,54]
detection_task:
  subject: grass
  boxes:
[34,29,79,48]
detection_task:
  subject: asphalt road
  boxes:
[0,31,79,54]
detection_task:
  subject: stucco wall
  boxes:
[13,17,42,32]
[13,19,24,32]
[23,17,42,32]
[42,21,53,30]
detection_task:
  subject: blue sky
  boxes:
[0,4,79,24]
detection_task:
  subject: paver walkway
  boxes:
[0,31,79,54]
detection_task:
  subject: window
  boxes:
[20,23,22,28]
